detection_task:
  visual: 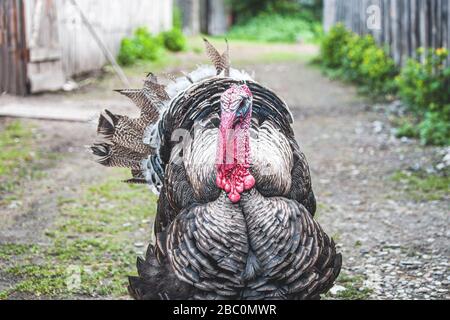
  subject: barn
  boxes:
[0,0,173,95]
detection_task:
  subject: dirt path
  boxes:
[0,45,448,300]
[255,62,449,300]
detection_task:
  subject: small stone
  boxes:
[385,243,401,249]
[134,242,144,247]
[373,121,384,134]
[443,152,450,166]
[7,201,22,209]
[329,285,347,296]
[360,249,369,255]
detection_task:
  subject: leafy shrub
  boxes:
[117,38,140,66]
[118,27,163,66]
[117,25,187,65]
[395,48,450,146]
[159,28,186,52]
[320,23,352,68]
[359,44,397,95]
[340,34,377,82]
[227,13,322,43]
[321,25,449,146]
[395,119,419,139]
[320,24,397,96]
[396,48,450,115]
[418,110,450,146]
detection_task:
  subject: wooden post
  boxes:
[207,0,229,35]
[176,0,201,35]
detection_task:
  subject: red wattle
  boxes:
[244,175,255,190]
[229,192,241,203]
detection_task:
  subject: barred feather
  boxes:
[203,38,230,76]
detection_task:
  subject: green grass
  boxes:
[0,243,40,262]
[391,170,449,201]
[0,120,59,205]
[0,121,36,195]
[0,172,157,299]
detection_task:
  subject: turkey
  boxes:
[91,39,342,300]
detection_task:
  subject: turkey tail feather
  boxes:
[91,74,169,185]
[203,38,230,76]
[127,244,196,300]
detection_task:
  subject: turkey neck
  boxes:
[215,104,255,203]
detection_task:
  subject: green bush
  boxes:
[321,25,449,146]
[320,24,352,69]
[118,27,163,66]
[340,34,377,82]
[159,28,186,52]
[418,110,450,146]
[395,119,419,139]
[359,44,397,95]
[118,25,187,65]
[320,24,397,96]
[227,13,322,43]
[396,48,450,115]
[395,48,450,146]
[117,38,140,66]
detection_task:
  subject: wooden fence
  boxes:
[323,0,450,66]
[0,0,28,96]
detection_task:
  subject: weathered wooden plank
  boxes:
[16,0,28,95]
[0,0,27,95]
[411,0,419,59]
[207,0,229,35]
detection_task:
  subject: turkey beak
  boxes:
[233,98,250,127]
[232,116,240,128]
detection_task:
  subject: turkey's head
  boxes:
[216,84,256,203]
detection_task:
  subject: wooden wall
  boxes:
[0,0,28,96]
[324,0,450,66]
[22,0,173,92]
